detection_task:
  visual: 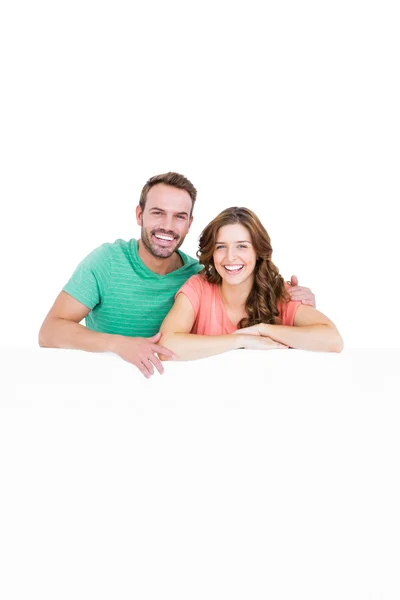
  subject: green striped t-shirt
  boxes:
[63,239,203,337]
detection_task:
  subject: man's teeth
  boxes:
[224,265,244,271]
[154,234,174,241]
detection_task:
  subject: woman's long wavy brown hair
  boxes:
[197,207,290,328]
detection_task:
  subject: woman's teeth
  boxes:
[224,265,244,272]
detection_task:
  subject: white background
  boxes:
[1,2,400,600]
[1,0,399,349]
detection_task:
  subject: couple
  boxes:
[159,206,343,363]
[39,172,342,378]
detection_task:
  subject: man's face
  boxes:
[136,183,194,258]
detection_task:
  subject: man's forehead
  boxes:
[146,184,192,211]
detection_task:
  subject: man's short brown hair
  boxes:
[139,172,197,215]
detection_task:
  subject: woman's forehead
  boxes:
[216,223,251,242]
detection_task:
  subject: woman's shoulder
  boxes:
[183,272,214,291]
[277,297,302,326]
[176,273,216,315]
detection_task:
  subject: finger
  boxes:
[288,286,311,295]
[145,358,155,375]
[137,362,151,378]
[287,288,303,297]
[294,294,315,302]
[267,339,288,349]
[152,344,176,358]
[289,295,309,302]
[302,299,315,306]
[148,354,165,375]
[290,275,299,287]
[288,292,310,300]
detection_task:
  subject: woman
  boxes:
[159,207,343,361]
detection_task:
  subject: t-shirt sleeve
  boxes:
[279,299,302,326]
[175,275,203,317]
[63,245,111,310]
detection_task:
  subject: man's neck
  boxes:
[137,240,183,275]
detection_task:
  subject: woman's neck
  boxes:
[219,277,254,309]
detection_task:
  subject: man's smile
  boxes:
[152,232,178,246]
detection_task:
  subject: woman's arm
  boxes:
[159,293,286,361]
[159,293,239,361]
[266,305,343,352]
[235,306,343,353]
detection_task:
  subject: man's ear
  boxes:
[135,205,143,226]
[188,215,194,231]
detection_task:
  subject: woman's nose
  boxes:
[227,246,237,262]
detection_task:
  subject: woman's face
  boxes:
[213,223,257,286]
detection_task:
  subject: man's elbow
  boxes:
[38,322,47,347]
[38,320,54,348]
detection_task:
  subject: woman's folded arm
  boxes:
[258,305,343,352]
[159,293,241,361]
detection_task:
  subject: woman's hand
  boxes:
[232,331,288,350]
[232,324,264,336]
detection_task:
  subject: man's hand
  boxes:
[286,275,316,307]
[112,332,176,378]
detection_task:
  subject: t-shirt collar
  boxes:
[130,239,189,278]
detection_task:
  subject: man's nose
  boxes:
[161,215,175,233]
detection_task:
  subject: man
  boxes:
[39,172,315,378]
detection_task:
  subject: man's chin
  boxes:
[150,243,179,259]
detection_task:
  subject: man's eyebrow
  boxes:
[150,207,189,216]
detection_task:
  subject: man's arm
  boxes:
[39,291,175,378]
[39,291,113,351]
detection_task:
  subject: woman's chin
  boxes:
[219,273,246,286]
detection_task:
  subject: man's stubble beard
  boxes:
[141,227,185,259]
